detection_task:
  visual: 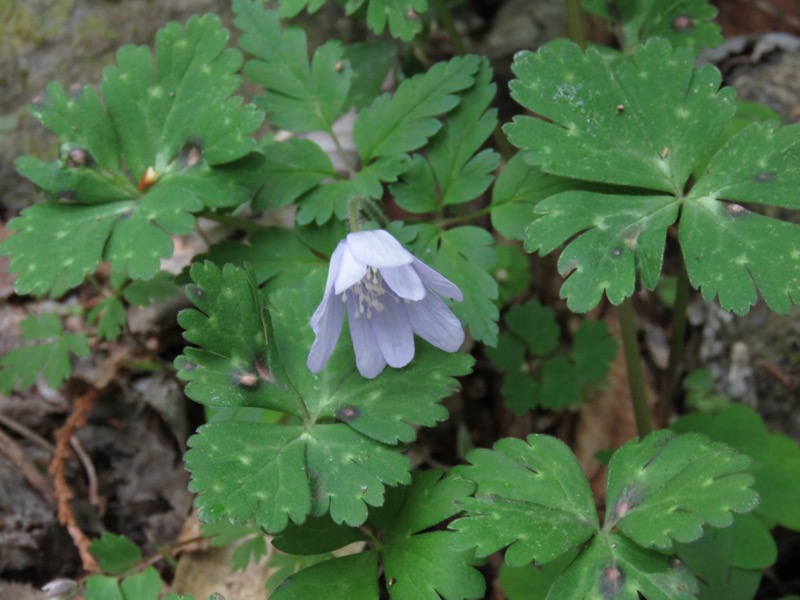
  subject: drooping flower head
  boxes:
[307,229,464,378]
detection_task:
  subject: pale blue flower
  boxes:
[307,229,464,378]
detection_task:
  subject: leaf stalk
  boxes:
[618,297,653,437]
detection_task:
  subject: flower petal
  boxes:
[370,295,415,368]
[380,265,425,301]
[407,292,464,352]
[346,295,387,378]
[334,242,367,294]
[311,240,346,332]
[347,229,413,268]
[307,290,345,373]
[412,258,463,301]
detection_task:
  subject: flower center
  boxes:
[344,267,388,319]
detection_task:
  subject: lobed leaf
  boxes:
[272,553,379,600]
[604,430,760,551]
[235,1,351,133]
[89,533,142,575]
[272,471,484,600]
[547,532,699,600]
[253,139,336,210]
[582,0,722,53]
[490,154,581,241]
[3,15,262,296]
[0,314,90,393]
[682,122,800,314]
[178,264,472,531]
[355,55,480,163]
[450,435,599,567]
[525,191,679,313]
[345,0,428,41]
[391,58,499,212]
[88,297,127,341]
[382,472,485,600]
[505,38,735,193]
[672,404,800,531]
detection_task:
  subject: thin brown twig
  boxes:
[0,427,56,507]
[0,412,54,453]
[49,388,103,573]
[70,435,102,510]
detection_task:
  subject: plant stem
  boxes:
[431,0,466,55]
[658,256,691,417]
[618,297,653,437]
[435,206,491,228]
[328,127,357,178]
[565,0,587,49]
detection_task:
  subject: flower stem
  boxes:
[658,256,691,417]
[431,0,466,55]
[348,196,389,231]
[565,0,587,49]
[618,296,653,437]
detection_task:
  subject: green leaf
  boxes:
[235,2,351,133]
[484,333,525,372]
[177,264,472,531]
[408,224,498,345]
[296,155,408,225]
[345,0,428,41]
[538,356,582,410]
[272,471,485,600]
[505,300,559,357]
[121,271,179,306]
[88,297,126,340]
[505,38,800,315]
[104,15,260,172]
[0,314,90,393]
[90,533,142,575]
[252,139,336,210]
[506,39,735,193]
[498,550,577,600]
[547,532,699,600]
[526,191,679,312]
[604,430,759,551]
[491,155,582,241]
[355,55,480,163]
[231,535,268,571]
[391,58,499,212]
[120,567,162,600]
[85,576,124,600]
[272,552,378,600]
[197,228,327,290]
[500,371,541,415]
[3,15,262,296]
[278,0,326,17]
[581,0,723,53]
[572,319,617,384]
[450,435,599,567]
[672,403,800,531]
[382,471,485,600]
[675,523,763,600]
[343,42,396,110]
[494,244,532,305]
[273,515,363,555]
[681,121,800,314]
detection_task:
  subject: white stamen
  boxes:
[349,267,387,319]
